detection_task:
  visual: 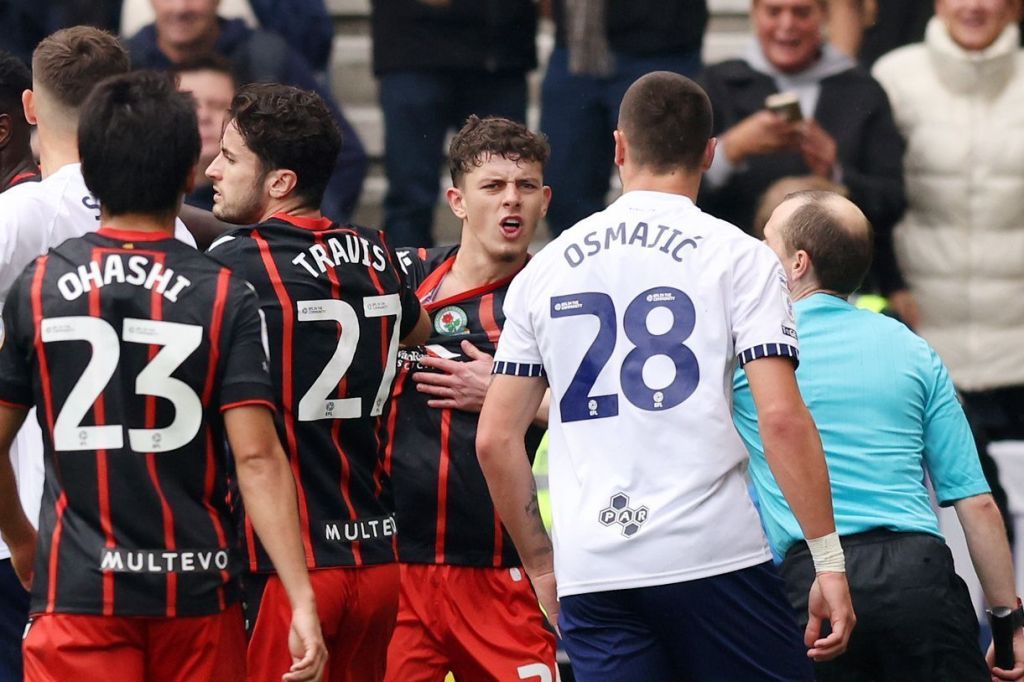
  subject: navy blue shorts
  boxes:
[558,561,814,682]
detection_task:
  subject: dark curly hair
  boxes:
[448,115,550,187]
[228,83,341,209]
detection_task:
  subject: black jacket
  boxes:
[552,0,708,56]
[699,59,907,293]
[371,0,537,74]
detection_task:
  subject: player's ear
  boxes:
[702,138,717,172]
[266,168,298,200]
[22,90,36,126]
[613,129,626,168]
[446,186,467,220]
[540,185,552,217]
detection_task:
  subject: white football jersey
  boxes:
[0,163,197,560]
[494,191,798,597]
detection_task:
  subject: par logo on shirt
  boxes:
[434,305,468,336]
[598,492,649,538]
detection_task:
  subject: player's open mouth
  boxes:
[500,217,523,238]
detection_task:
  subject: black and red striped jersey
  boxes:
[389,245,543,567]
[207,213,422,572]
[0,227,275,618]
[4,168,40,191]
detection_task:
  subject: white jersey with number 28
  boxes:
[494,191,799,597]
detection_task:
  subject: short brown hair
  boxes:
[32,27,130,110]
[618,71,712,173]
[448,115,550,187]
[782,190,873,295]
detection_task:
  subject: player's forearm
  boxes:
[478,434,554,577]
[531,390,551,429]
[236,450,316,609]
[956,493,1018,608]
[761,405,837,541]
[0,451,33,549]
[478,375,553,576]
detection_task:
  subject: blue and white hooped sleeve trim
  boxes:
[737,343,799,368]
[492,360,547,378]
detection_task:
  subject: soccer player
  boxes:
[477,72,856,680]
[384,115,557,682]
[0,28,199,679]
[205,83,429,682]
[0,70,326,682]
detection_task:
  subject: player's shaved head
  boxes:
[617,71,713,173]
[776,190,873,295]
[32,27,130,119]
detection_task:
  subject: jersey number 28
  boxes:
[551,287,700,422]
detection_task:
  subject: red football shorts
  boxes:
[247,564,399,682]
[22,604,246,682]
[385,563,557,682]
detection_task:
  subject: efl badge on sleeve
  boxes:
[433,305,469,336]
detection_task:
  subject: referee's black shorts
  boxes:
[780,529,988,682]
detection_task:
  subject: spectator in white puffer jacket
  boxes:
[873,0,1024,451]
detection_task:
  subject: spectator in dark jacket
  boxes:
[127,0,367,222]
[698,0,908,305]
[370,0,537,247]
[540,0,709,237]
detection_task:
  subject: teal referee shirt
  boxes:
[732,293,989,557]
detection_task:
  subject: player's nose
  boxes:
[501,185,521,206]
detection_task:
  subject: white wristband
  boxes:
[806,532,845,573]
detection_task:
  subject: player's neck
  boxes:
[258,199,320,223]
[445,244,524,295]
[37,127,79,178]
[102,210,178,235]
[620,168,702,201]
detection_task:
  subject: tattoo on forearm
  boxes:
[524,480,553,555]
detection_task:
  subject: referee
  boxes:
[734,190,1023,680]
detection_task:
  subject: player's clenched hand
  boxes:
[804,571,855,661]
[414,340,494,412]
[987,628,1024,680]
[284,603,327,682]
[530,570,560,635]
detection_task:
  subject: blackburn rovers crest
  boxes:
[433,305,468,336]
